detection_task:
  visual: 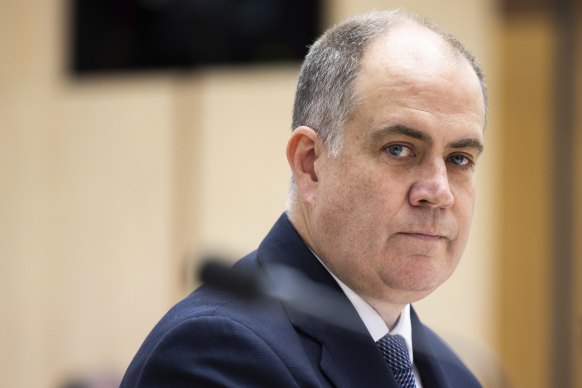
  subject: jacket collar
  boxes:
[256,213,401,387]
[411,308,451,388]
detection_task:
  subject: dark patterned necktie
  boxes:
[376,334,417,388]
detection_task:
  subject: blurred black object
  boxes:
[198,257,364,333]
[69,0,322,74]
[199,258,265,300]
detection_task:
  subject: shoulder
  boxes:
[121,284,306,387]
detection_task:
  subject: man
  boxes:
[122,9,486,387]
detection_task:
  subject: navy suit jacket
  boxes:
[121,214,481,387]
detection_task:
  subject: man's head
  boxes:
[286,10,487,312]
[291,10,487,159]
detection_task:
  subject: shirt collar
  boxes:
[310,250,414,363]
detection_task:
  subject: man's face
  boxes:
[308,26,486,305]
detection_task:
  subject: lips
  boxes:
[399,232,446,241]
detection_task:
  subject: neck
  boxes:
[288,203,408,330]
[287,203,316,250]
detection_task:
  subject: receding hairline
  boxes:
[354,20,486,113]
[367,14,483,77]
[342,12,487,130]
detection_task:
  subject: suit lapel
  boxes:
[257,214,399,388]
[411,308,451,388]
[316,307,399,388]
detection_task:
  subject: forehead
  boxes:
[358,23,481,99]
[349,23,485,138]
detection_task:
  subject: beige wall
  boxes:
[1,1,503,387]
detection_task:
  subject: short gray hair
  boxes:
[291,9,488,157]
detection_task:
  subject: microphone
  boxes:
[199,259,265,300]
[198,257,363,334]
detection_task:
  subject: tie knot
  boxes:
[376,334,412,370]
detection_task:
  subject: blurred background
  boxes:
[1,0,580,387]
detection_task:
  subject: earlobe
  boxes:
[286,126,321,206]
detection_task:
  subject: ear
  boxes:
[286,126,322,207]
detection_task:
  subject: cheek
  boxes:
[451,175,477,216]
[330,171,395,218]
[322,183,405,262]
[449,186,476,255]
[315,181,367,233]
[315,170,384,236]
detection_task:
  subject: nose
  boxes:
[408,161,454,208]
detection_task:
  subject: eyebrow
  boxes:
[370,125,428,143]
[370,124,484,154]
[448,138,484,154]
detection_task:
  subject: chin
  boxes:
[381,265,454,301]
[390,282,441,304]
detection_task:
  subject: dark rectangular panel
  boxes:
[69,0,322,74]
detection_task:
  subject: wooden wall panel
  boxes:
[499,3,581,387]
[574,10,582,388]
[498,14,553,388]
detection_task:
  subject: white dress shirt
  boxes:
[313,253,423,387]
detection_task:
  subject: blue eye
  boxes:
[449,154,470,166]
[386,144,412,157]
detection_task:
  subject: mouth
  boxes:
[399,232,445,241]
